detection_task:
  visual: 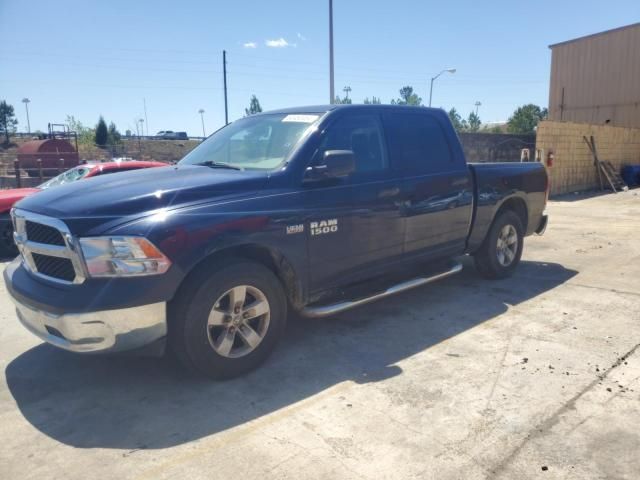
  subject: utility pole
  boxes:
[22,98,31,133]
[329,0,335,104]
[474,101,482,116]
[223,50,229,125]
[143,98,149,135]
[198,109,206,137]
[343,86,351,101]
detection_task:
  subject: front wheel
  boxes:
[168,260,287,379]
[473,210,524,279]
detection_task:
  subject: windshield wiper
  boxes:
[193,160,242,170]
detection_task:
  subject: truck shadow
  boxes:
[5,259,577,450]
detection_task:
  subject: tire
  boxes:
[168,259,287,379]
[473,210,524,279]
[0,214,18,258]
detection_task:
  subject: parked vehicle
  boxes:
[4,105,548,379]
[0,160,167,256]
[155,131,188,140]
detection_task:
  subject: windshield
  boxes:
[179,113,320,171]
[39,166,92,189]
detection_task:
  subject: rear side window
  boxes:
[319,114,387,173]
[382,112,453,174]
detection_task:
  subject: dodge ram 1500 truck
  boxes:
[4,105,548,379]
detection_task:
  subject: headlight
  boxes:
[79,236,171,277]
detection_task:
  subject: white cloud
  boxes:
[243,42,257,48]
[265,37,293,48]
[297,32,307,41]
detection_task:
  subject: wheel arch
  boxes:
[178,243,305,309]
[495,195,528,232]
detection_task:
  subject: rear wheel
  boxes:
[474,210,524,279]
[169,260,287,379]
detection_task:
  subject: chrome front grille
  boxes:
[12,209,86,284]
[25,221,66,246]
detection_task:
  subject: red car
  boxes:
[0,160,167,256]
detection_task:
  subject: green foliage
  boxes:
[107,122,121,146]
[507,104,548,134]
[489,125,503,134]
[363,96,381,105]
[95,116,108,147]
[0,100,18,144]
[245,95,263,116]
[467,111,482,132]
[66,115,95,146]
[391,86,422,106]
[333,95,352,105]
[448,108,468,132]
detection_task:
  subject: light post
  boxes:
[198,109,206,137]
[22,98,31,133]
[428,68,456,107]
[343,86,351,102]
[475,101,482,115]
[329,0,334,103]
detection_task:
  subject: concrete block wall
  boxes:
[536,120,640,195]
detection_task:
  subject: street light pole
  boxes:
[198,109,206,137]
[343,86,351,101]
[22,98,31,133]
[475,101,482,115]
[428,68,456,107]
[329,0,335,104]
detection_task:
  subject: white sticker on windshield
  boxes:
[282,114,319,123]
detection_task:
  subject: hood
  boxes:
[15,165,271,219]
[0,188,40,213]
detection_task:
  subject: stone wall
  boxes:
[536,120,640,195]
[458,133,536,163]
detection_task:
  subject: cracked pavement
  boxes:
[0,190,639,479]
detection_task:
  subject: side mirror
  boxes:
[305,150,355,182]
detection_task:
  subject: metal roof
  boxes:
[549,22,640,49]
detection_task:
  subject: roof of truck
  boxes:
[263,104,442,115]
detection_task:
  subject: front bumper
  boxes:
[12,296,166,353]
[5,259,167,354]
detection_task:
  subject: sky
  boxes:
[1,0,638,137]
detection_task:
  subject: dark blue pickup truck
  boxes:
[4,105,548,378]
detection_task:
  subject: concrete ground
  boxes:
[0,191,639,480]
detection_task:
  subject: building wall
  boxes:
[548,23,640,128]
[536,120,640,195]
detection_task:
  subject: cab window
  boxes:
[381,112,453,174]
[319,114,387,173]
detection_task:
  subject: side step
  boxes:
[301,262,463,318]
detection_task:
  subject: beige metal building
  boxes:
[548,23,640,128]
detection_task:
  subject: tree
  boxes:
[391,86,422,106]
[107,122,121,146]
[95,116,108,147]
[245,95,263,116]
[467,111,482,132]
[363,96,382,105]
[0,100,18,145]
[66,115,95,146]
[448,108,468,132]
[507,104,548,134]
[333,95,352,105]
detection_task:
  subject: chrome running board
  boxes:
[301,262,463,318]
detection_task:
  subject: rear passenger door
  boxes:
[304,111,405,290]
[381,110,473,258]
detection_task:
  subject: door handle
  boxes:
[450,177,469,187]
[378,187,400,198]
